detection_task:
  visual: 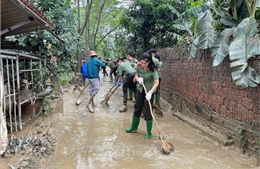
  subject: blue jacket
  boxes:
[87,57,105,79]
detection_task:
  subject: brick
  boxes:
[226,110,233,118]
[160,47,260,141]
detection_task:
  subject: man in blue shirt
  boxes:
[87,50,106,113]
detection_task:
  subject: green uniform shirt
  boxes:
[158,61,163,78]
[152,56,162,78]
[129,58,138,67]
[117,61,136,77]
[136,65,159,93]
[107,60,116,68]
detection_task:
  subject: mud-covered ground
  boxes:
[1,75,259,169]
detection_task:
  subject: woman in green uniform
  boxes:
[126,52,159,139]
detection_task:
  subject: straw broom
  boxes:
[141,82,175,154]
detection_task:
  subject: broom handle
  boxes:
[107,85,119,98]
[105,79,126,100]
[76,82,89,100]
[141,83,162,136]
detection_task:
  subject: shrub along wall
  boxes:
[159,44,260,155]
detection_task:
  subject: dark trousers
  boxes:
[102,66,108,76]
[133,90,154,121]
[110,67,117,77]
[155,78,161,96]
[122,74,136,106]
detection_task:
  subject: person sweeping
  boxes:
[126,52,159,139]
[149,48,163,116]
[116,58,136,112]
[86,50,106,113]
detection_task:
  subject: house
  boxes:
[1,0,60,154]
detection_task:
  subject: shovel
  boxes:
[75,82,89,106]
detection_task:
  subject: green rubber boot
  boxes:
[128,89,133,100]
[145,119,153,139]
[126,115,140,133]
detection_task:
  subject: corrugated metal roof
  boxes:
[1,0,54,36]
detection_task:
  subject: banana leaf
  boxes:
[229,18,260,87]
[212,28,235,66]
[197,10,217,49]
[181,4,210,18]
[231,66,260,87]
[189,36,199,59]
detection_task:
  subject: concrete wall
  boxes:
[159,44,260,153]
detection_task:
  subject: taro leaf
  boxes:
[231,66,260,88]
[229,18,260,87]
[212,28,235,66]
[188,36,199,59]
[197,10,217,49]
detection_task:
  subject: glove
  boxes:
[137,77,143,84]
[114,81,121,87]
[145,91,152,101]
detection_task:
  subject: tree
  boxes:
[28,0,86,74]
[121,0,188,53]
[77,0,122,51]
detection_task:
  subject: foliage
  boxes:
[42,97,53,116]
[11,0,85,78]
[235,125,249,153]
[59,72,75,85]
[121,0,188,53]
[78,0,123,57]
[184,0,260,88]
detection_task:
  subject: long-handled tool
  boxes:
[75,82,89,106]
[101,84,120,106]
[101,79,125,106]
[141,82,175,155]
[104,84,117,98]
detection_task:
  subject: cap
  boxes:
[89,50,97,56]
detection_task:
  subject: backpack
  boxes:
[81,62,89,77]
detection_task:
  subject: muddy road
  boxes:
[1,76,259,169]
[38,76,259,169]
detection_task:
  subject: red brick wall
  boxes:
[159,47,260,147]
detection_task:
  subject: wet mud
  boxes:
[1,75,259,169]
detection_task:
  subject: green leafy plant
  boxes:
[42,97,53,116]
[183,0,260,88]
[121,0,188,52]
[235,125,249,153]
[59,72,75,86]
